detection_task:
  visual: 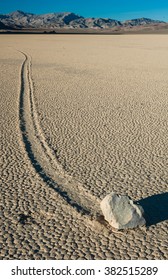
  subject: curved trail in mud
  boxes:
[18,51,101,218]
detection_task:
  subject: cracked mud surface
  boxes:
[0,35,167,259]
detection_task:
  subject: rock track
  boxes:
[18,51,101,218]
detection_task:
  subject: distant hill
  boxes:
[122,17,165,27]
[0,20,14,30]
[0,10,166,31]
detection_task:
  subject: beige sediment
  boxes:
[0,35,167,260]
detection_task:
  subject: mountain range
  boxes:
[0,10,166,31]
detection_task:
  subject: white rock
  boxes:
[100,192,146,229]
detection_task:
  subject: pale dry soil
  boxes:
[0,35,167,260]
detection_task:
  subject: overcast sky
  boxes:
[1,0,168,21]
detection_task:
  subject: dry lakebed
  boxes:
[0,34,167,260]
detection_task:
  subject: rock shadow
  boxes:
[137,192,168,226]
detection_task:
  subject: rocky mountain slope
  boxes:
[0,21,12,30]
[0,10,166,30]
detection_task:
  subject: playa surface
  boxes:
[0,34,167,260]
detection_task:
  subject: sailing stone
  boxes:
[100,192,146,229]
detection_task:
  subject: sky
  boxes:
[1,0,168,21]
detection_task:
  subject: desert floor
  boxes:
[0,35,167,260]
